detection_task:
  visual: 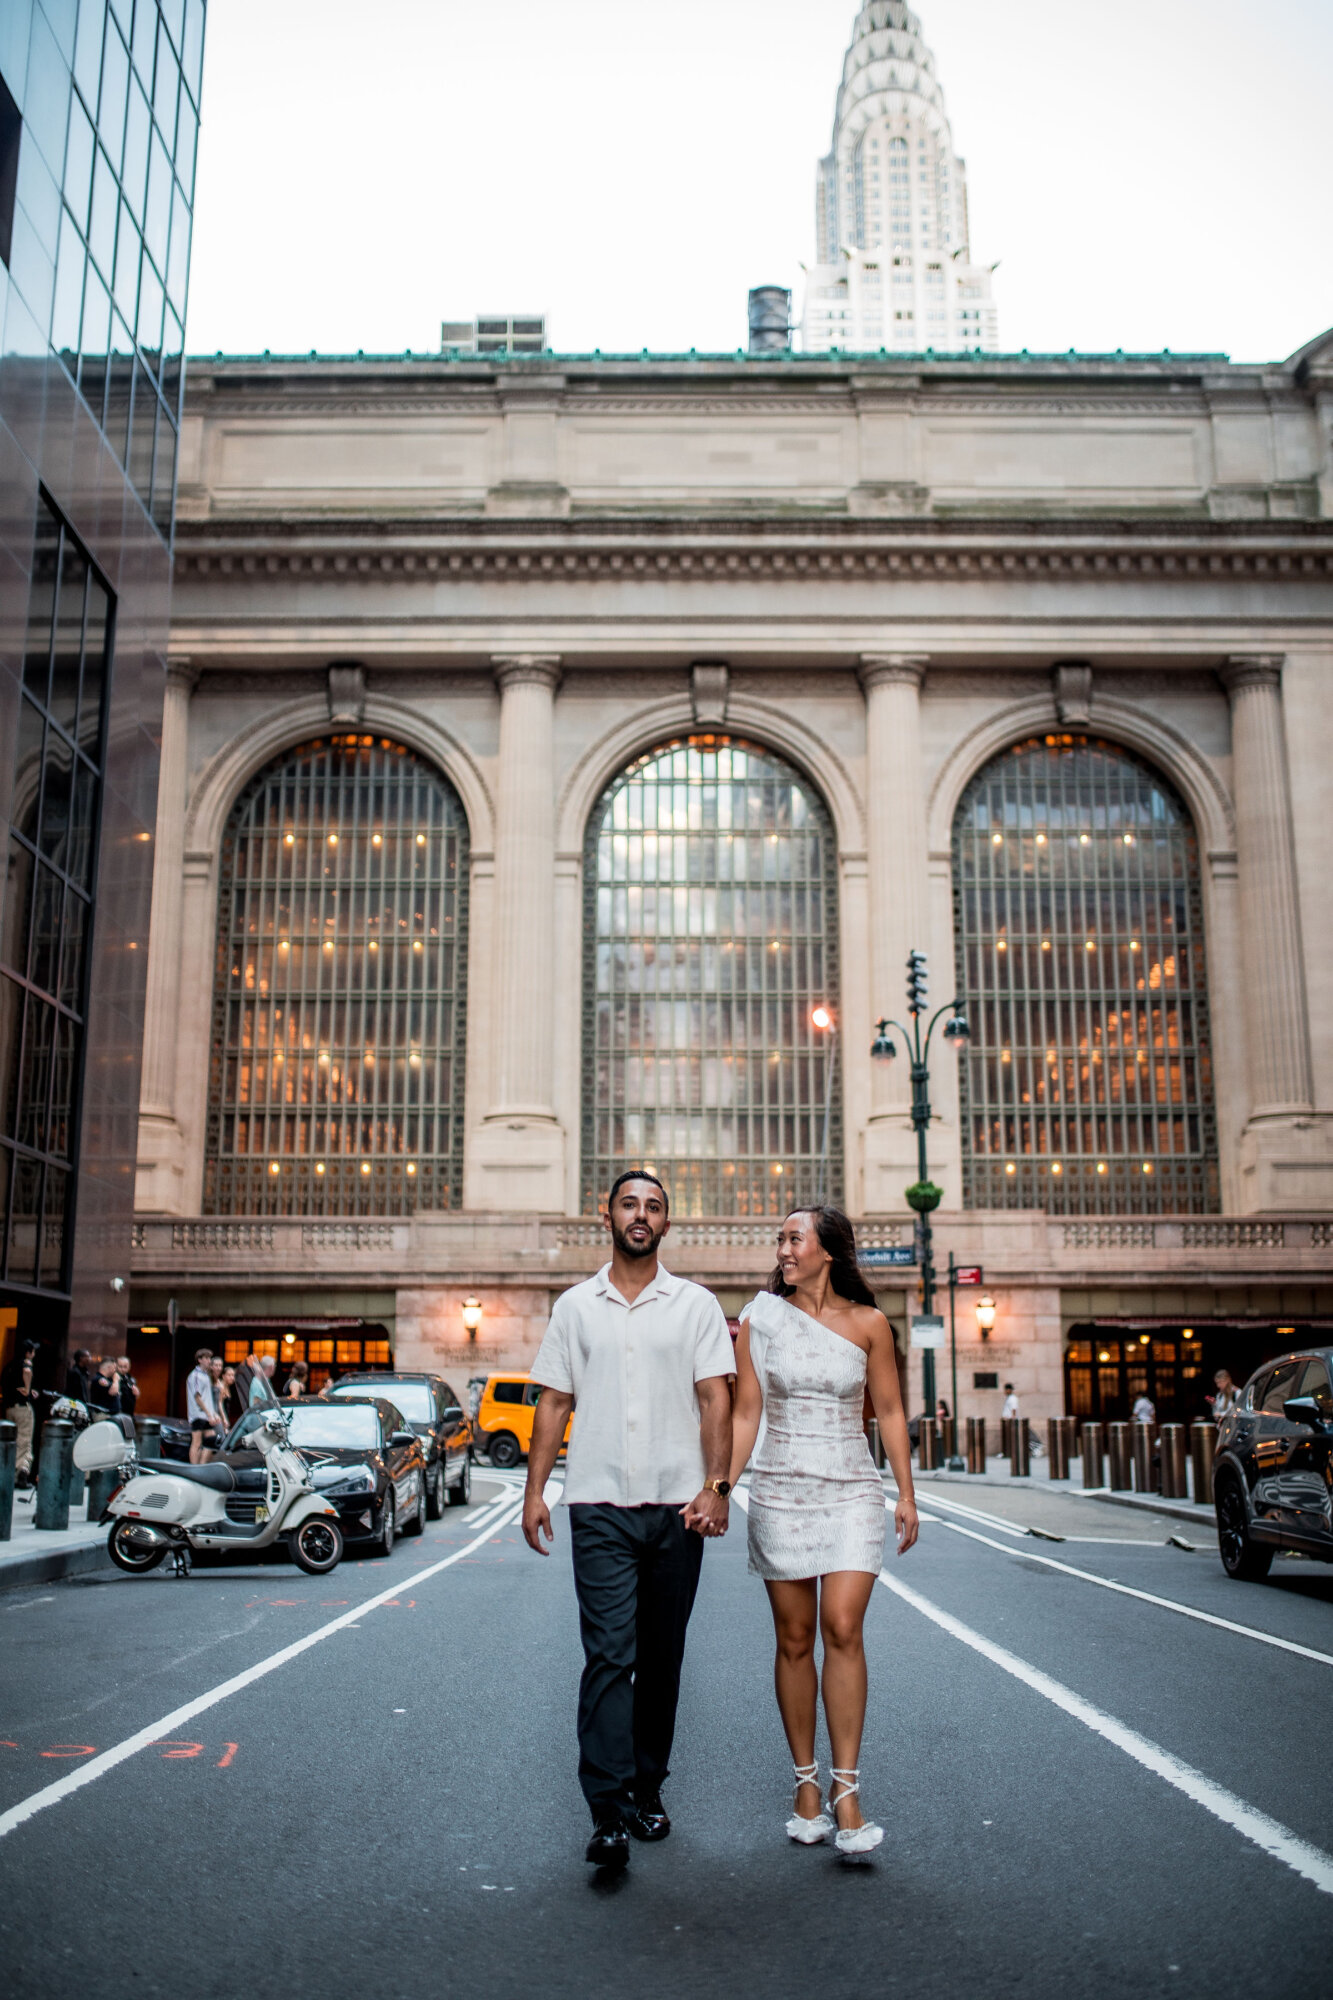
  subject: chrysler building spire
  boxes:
[800,2,999,353]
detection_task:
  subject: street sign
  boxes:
[953,1264,984,1287]
[910,1315,946,1349]
[860,1245,918,1269]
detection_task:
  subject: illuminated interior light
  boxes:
[268,1161,280,1175]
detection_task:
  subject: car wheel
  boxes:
[289,1517,344,1574]
[489,1431,521,1470]
[1216,1472,1273,1581]
[448,1453,472,1507]
[403,1474,426,1536]
[426,1464,446,1521]
[372,1490,395,1557]
[107,1521,168,1573]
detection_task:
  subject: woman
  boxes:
[729,1206,918,1856]
[210,1356,235,1438]
[283,1359,309,1399]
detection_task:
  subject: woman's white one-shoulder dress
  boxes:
[742,1291,886,1581]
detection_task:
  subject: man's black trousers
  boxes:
[568,1502,704,1820]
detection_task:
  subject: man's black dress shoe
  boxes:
[585,1815,630,1869]
[625,1788,671,1842]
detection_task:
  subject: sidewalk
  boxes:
[913,1454,1217,1530]
[0,1492,110,1590]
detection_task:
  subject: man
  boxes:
[184,1347,216,1463]
[64,1348,94,1405]
[259,1356,277,1391]
[523,1170,735,1873]
[116,1358,138,1420]
[1001,1383,1019,1421]
[1212,1368,1241,1421]
[89,1359,122,1415]
[1,1340,40,1487]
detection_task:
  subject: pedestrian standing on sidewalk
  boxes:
[89,1360,122,1415]
[185,1348,216,1463]
[1001,1383,1019,1421]
[522,1170,735,1874]
[1131,1391,1156,1426]
[2,1339,41,1487]
[1212,1369,1241,1420]
[283,1360,309,1398]
[116,1358,138,1419]
[65,1348,94,1405]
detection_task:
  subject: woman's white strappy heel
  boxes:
[786,1762,834,1844]
[828,1768,884,1856]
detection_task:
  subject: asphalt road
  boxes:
[2,1470,1331,2000]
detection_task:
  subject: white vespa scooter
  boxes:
[74,1409,345,1576]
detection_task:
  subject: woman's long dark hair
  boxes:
[768,1206,877,1308]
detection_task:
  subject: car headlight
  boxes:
[313,1466,377,1496]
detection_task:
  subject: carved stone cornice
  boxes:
[859,653,928,691]
[173,522,1333,588]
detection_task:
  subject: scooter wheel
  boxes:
[289,1516,344,1575]
[107,1520,168,1573]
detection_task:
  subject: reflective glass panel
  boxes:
[953,735,1218,1215]
[582,736,840,1217]
[205,735,471,1218]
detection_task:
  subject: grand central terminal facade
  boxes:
[126,333,1333,1425]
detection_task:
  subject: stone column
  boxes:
[860,656,931,1206]
[135,658,198,1210]
[1221,656,1312,1118]
[473,656,566,1209]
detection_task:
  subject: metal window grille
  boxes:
[0,498,112,1296]
[204,735,469,1217]
[953,734,1218,1216]
[581,736,840,1218]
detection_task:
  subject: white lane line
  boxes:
[911,1487,1162,1545]
[906,1503,1333,1670]
[0,1494,525,1842]
[876,1566,1333,1898]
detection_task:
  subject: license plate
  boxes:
[254,1504,268,1521]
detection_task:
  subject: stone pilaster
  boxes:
[473,656,566,1209]
[135,658,199,1211]
[1221,655,1332,1210]
[860,655,931,1208]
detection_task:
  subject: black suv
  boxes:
[323,1372,473,1516]
[1212,1346,1333,1580]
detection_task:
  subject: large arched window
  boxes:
[953,734,1217,1215]
[204,734,469,1216]
[582,736,840,1217]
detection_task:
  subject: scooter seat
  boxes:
[148,1461,236,1493]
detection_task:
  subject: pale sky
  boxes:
[187,0,1333,363]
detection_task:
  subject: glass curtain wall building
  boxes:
[0,0,205,1373]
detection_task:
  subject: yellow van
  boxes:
[476,1372,571,1468]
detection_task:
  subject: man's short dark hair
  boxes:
[606,1169,669,1216]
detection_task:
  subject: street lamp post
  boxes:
[870,950,970,1424]
[811,1005,837,1203]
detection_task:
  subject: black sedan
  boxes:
[220,1397,428,1556]
[1212,1345,1333,1580]
[323,1372,473,1516]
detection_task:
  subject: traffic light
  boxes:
[906,950,928,1014]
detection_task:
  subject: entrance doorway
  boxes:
[1065,1322,1330,1424]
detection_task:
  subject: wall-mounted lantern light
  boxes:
[461,1296,484,1341]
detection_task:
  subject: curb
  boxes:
[0,1537,111,1591]
[913,1469,1216,1531]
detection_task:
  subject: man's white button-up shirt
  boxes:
[531,1263,735,1506]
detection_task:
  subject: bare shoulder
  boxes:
[849,1303,894,1344]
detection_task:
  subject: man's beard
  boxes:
[610,1218,665,1261]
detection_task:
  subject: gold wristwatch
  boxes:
[704,1478,732,1498]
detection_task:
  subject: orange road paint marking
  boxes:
[40,1746,95,1759]
[1,1741,18,1750]
[217,1744,238,1768]
[154,1741,204,1759]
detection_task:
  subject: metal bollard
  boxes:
[34,1418,75,1530]
[1107,1422,1133,1491]
[1081,1420,1106,1488]
[999,1415,1013,1460]
[1160,1424,1188,1500]
[1010,1417,1031,1477]
[1046,1416,1069,1480]
[866,1417,885,1469]
[966,1415,987,1474]
[1131,1421,1156,1494]
[1190,1421,1216,1506]
[939,1416,957,1464]
[917,1418,940,1470]
[135,1416,161,1460]
[1061,1415,1080,1466]
[0,1419,15,1540]
[68,1459,85,1508]
[87,1465,122,1518]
